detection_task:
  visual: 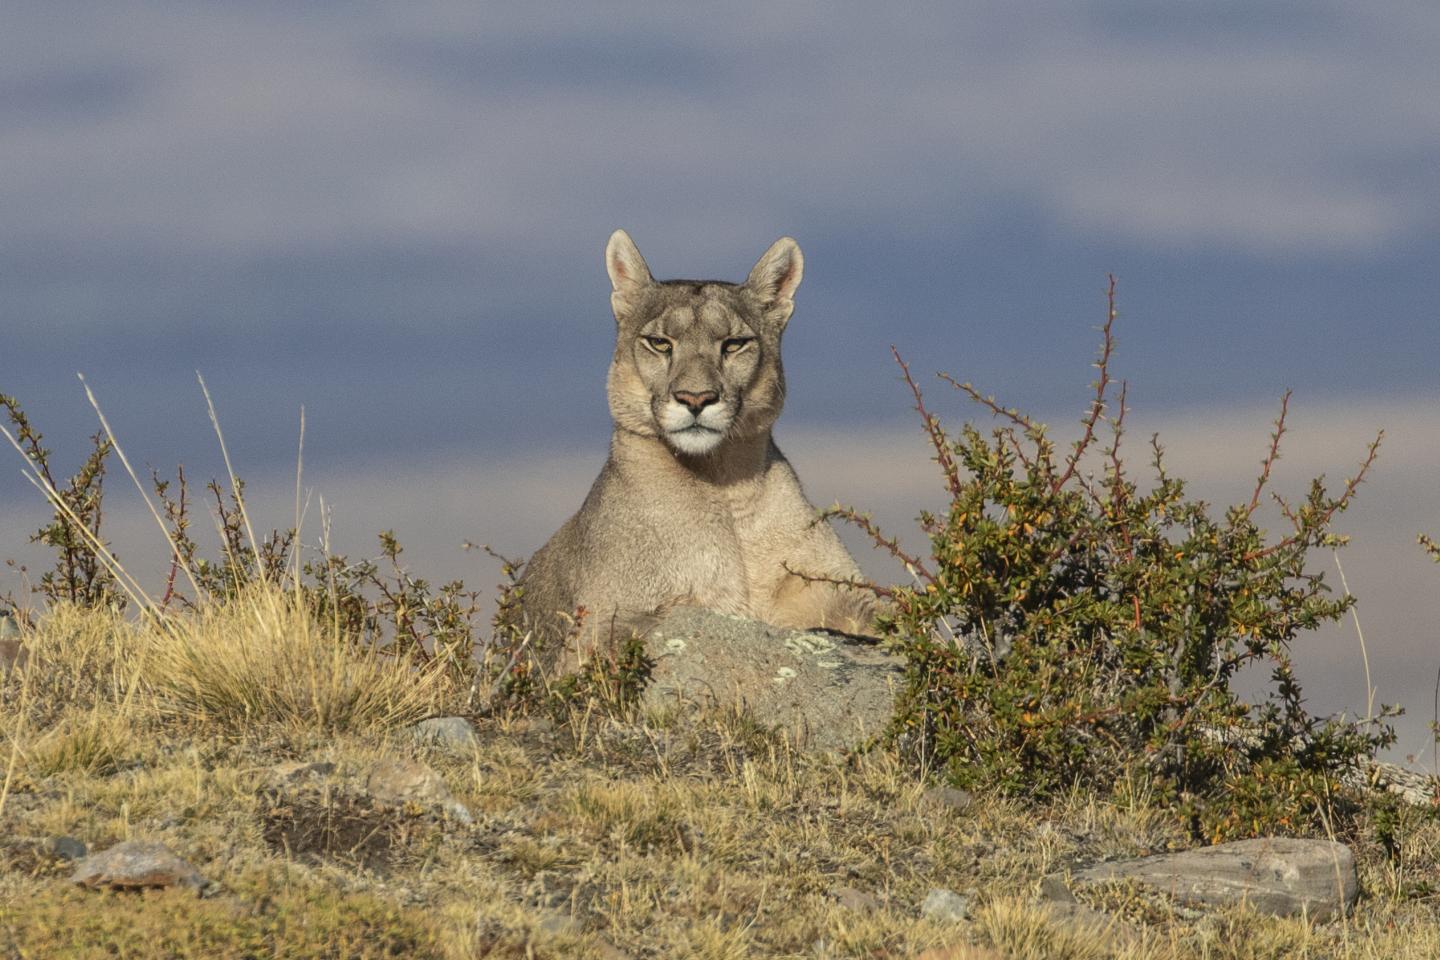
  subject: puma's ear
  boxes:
[605,229,653,316]
[745,237,803,328]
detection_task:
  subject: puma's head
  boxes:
[603,229,803,457]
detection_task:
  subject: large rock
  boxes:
[71,841,206,892]
[1066,837,1357,921]
[641,607,902,754]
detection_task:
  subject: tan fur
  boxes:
[519,231,874,651]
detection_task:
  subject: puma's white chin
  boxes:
[667,426,725,455]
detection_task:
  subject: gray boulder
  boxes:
[641,607,902,754]
[1066,837,1357,921]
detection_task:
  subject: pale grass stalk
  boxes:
[0,637,37,820]
[292,406,307,590]
[197,373,268,589]
[320,495,343,638]
[1333,549,1376,722]
[1313,800,1355,944]
[79,373,205,602]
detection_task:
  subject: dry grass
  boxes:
[145,586,451,733]
[1,602,1438,958]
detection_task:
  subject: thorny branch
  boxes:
[781,561,896,599]
[1247,390,1291,518]
[817,504,936,587]
[1054,274,1118,493]
[892,346,962,500]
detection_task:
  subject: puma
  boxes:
[519,231,874,651]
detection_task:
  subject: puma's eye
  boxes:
[643,336,672,354]
[722,337,753,355]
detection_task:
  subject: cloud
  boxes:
[2,0,1437,298]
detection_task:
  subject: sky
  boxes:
[2,3,1438,759]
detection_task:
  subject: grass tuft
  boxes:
[145,586,450,735]
[20,709,136,783]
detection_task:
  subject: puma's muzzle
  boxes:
[657,394,734,454]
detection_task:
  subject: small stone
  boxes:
[1038,874,1076,903]
[831,884,883,913]
[916,946,1004,960]
[364,758,472,824]
[271,761,336,783]
[920,888,971,922]
[411,716,479,749]
[591,940,632,960]
[71,840,205,892]
[921,786,974,812]
[536,911,583,936]
[46,837,87,862]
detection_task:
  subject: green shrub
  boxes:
[1,393,126,611]
[840,280,1395,840]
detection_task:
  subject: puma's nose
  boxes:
[672,390,719,414]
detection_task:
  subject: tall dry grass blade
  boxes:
[0,631,37,820]
[0,420,150,608]
[1333,549,1375,722]
[319,495,343,637]
[196,372,268,589]
[78,373,205,603]
[292,405,306,589]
